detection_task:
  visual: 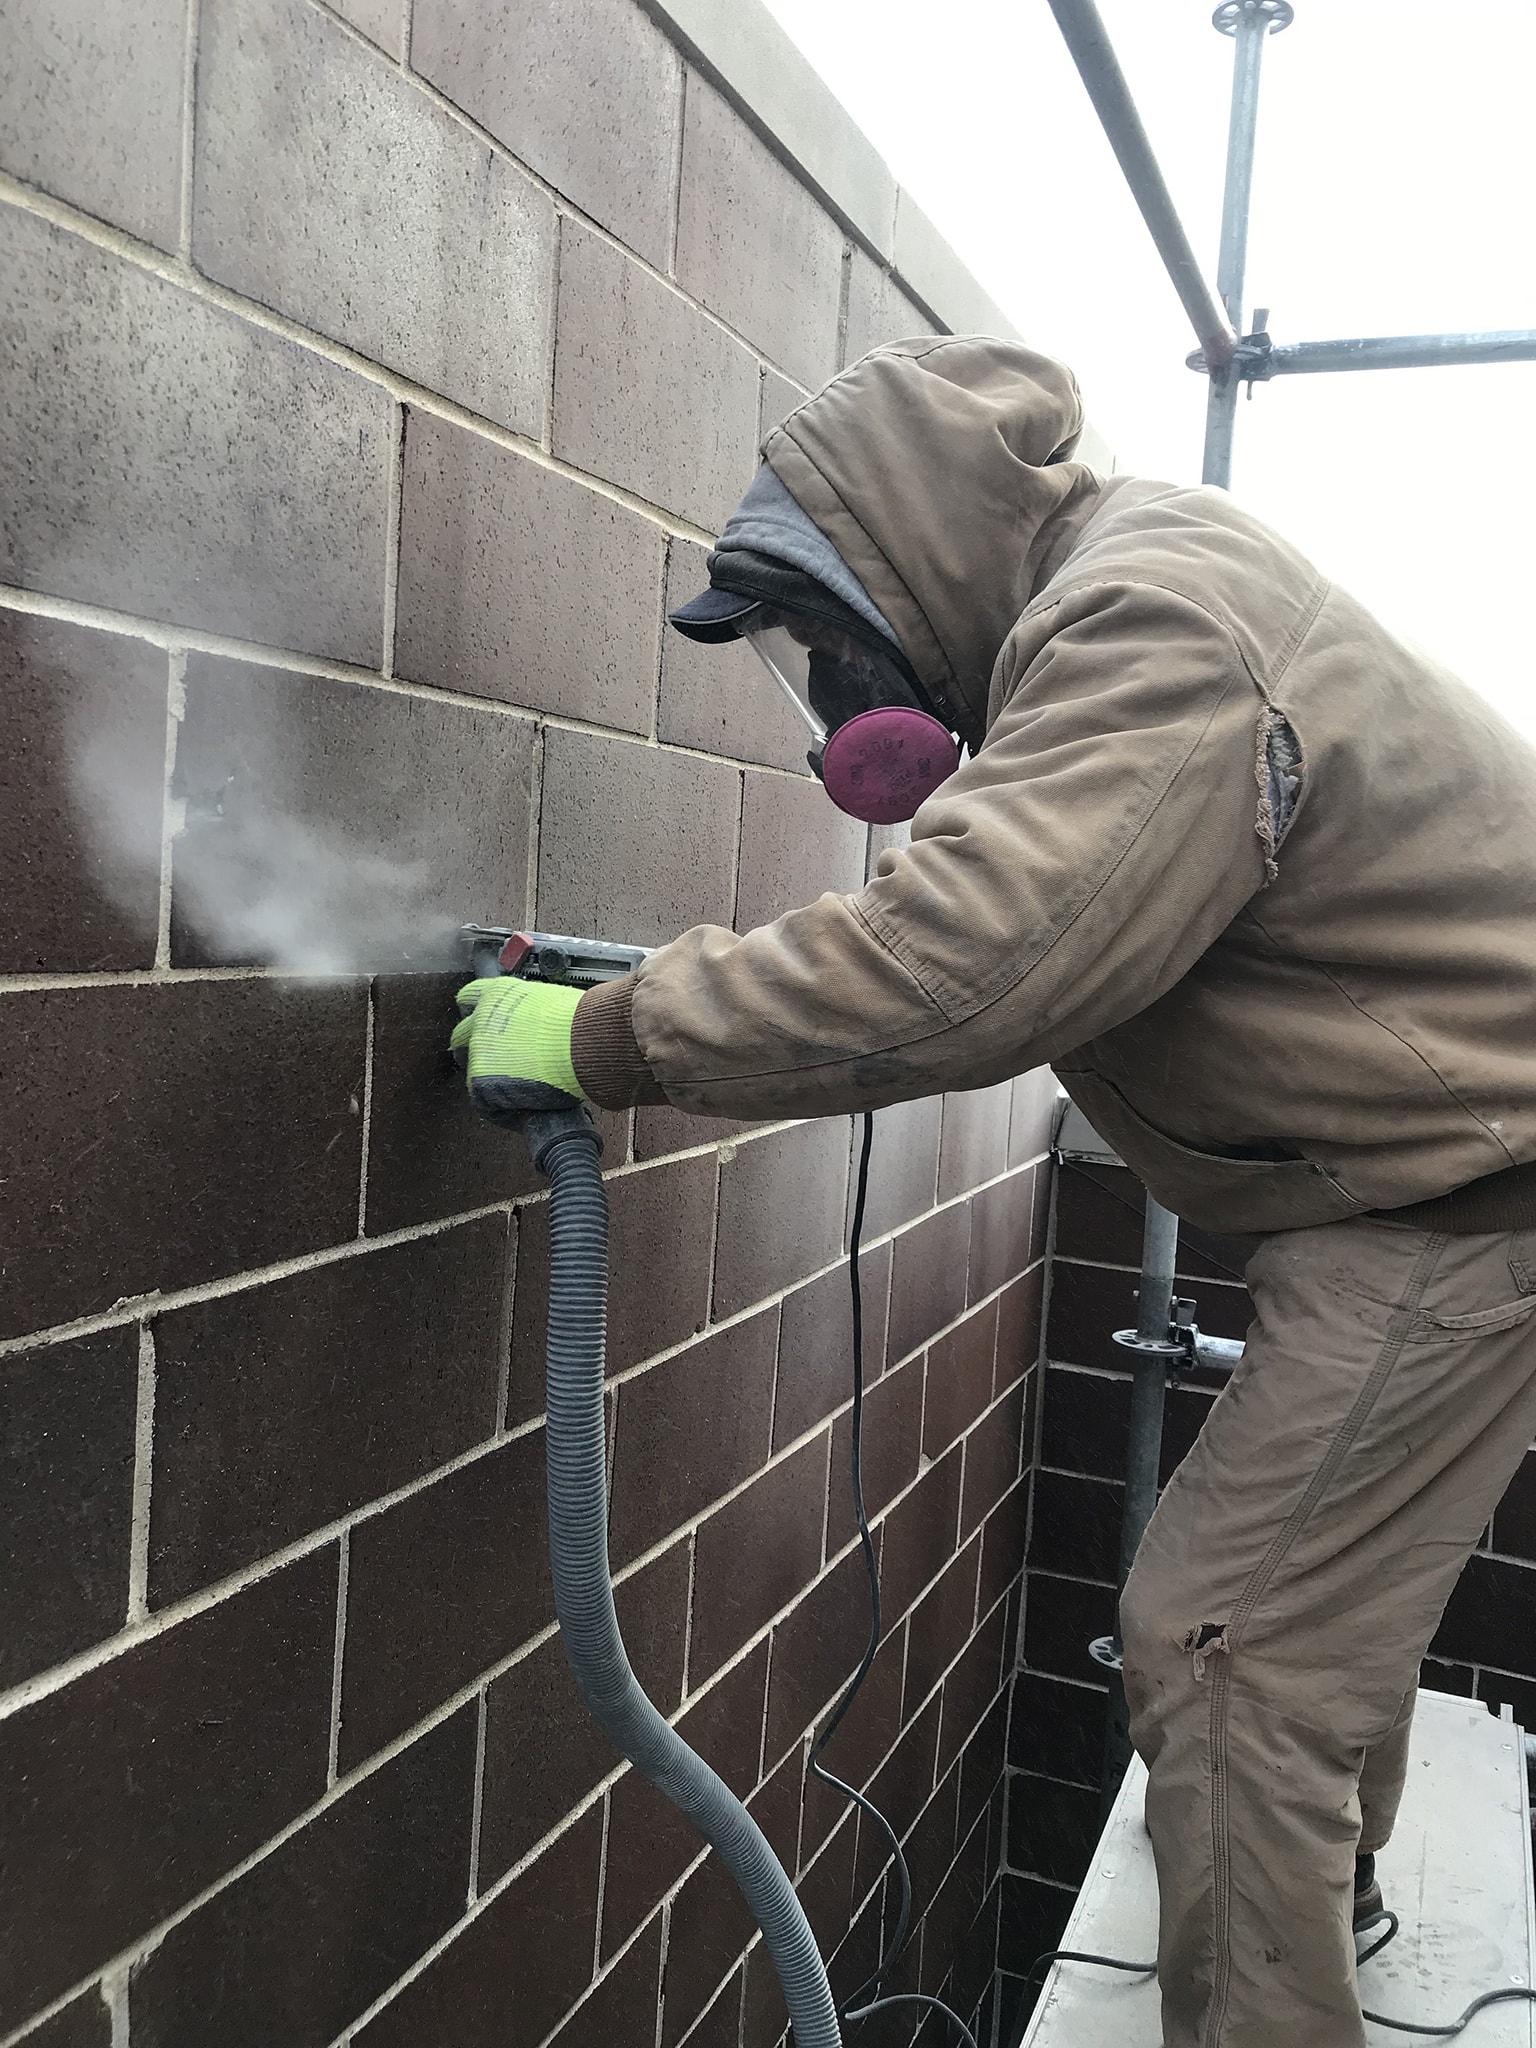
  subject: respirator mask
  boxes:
[741,607,960,825]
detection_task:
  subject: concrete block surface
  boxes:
[657,536,811,774]
[0,612,166,973]
[195,0,555,433]
[395,410,664,732]
[327,0,405,55]
[553,221,760,531]
[844,249,940,366]
[0,210,391,663]
[735,767,867,932]
[412,0,683,269]
[0,0,185,249]
[675,75,844,390]
[169,653,536,970]
[536,726,741,949]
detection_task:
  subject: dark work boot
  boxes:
[1353,1852,1385,1927]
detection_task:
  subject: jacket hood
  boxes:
[763,337,1105,742]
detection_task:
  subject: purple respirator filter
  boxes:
[819,707,961,825]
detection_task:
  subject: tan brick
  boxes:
[195,0,555,433]
[675,76,844,389]
[735,769,868,933]
[553,221,761,531]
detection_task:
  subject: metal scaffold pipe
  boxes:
[1266,329,1536,374]
[1203,0,1293,487]
[1046,0,1237,371]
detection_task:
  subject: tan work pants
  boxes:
[1120,1218,1536,2048]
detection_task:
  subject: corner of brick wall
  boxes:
[0,3,1056,2045]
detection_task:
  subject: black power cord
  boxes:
[805,1113,978,2047]
[1011,1910,1536,2041]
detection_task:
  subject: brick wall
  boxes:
[0,4,1051,2045]
[996,1155,1536,2041]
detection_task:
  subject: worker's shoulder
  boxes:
[1041,474,1330,686]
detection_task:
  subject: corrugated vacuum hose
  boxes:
[525,1105,843,2048]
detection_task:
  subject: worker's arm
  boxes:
[573,579,1276,1117]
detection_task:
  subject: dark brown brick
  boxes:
[843,252,935,365]
[0,1550,334,2032]
[1022,1571,1117,1685]
[735,771,868,933]
[827,1351,924,1553]
[674,77,843,389]
[918,1806,991,2000]
[362,972,544,1232]
[960,1385,1027,1542]
[601,1643,769,1952]
[1494,1449,1536,1561]
[1051,1160,1259,1283]
[394,411,664,731]
[545,1916,663,2047]
[15,1991,110,2048]
[358,1803,601,2048]
[997,1871,1075,1980]
[1029,1469,1123,1587]
[853,1096,942,1242]
[714,1121,850,1320]
[0,614,164,973]
[553,222,762,530]
[509,1153,717,1421]
[810,1622,905,1813]
[763,1548,870,1763]
[1,0,184,247]
[412,0,682,268]
[796,1807,857,1954]
[477,1538,689,1883]
[1010,1068,1060,1168]
[633,1099,763,1160]
[905,1537,980,1714]
[149,1218,509,1604]
[1,210,390,665]
[1,1326,136,1687]
[879,1443,963,1622]
[978,1473,1031,1619]
[169,653,535,970]
[195,0,554,434]
[902,1767,961,1920]
[852,1693,940,1903]
[1435,1553,1536,1667]
[887,1203,971,1367]
[691,1434,829,1683]
[923,1301,1000,1460]
[1009,1673,1106,1790]
[774,1240,891,1452]
[995,1267,1045,1396]
[937,1083,1013,1203]
[608,1309,778,1569]
[937,1600,1008,1780]
[1007,1772,1102,1888]
[657,537,811,774]
[662,1853,755,2046]
[956,1681,1010,1844]
[339,1433,550,1768]
[0,979,366,1340]
[132,1705,478,2048]
[1048,1261,1251,1376]
[536,727,741,951]
[968,1167,1036,1305]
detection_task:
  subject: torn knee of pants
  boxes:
[1183,1622,1230,1681]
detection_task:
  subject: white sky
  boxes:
[760,0,1536,732]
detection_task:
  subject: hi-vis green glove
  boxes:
[450,977,586,1124]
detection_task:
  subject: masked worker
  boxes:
[452,338,1536,2048]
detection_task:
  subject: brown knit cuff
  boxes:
[571,976,669,1108]
[1372,1158,1536,1234]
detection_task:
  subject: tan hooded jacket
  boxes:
[572,337,1536,1236]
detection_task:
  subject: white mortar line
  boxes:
[326,1533,350,1788]
[177,0,200,262]
[540,219,561,455]
[667,62,689,281]
[380,401,405,677]
[0,168,734,543]
[523,723,546,928]
[592,1789,612,1976]
[125,1326,157,1624]
[355,980,376,1237]
[680,1528,698,1697]
[103,1965,129,2048]
[494,1213,517,1436]
[397,0,415,66]
[467,1688,488,1906]
[152,650,186,970]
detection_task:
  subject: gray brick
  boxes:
[412,0,682,269]
[761,367,809,440]
[329,0,404,55]
[553,221,760,531]
[394,410,663,732]
[657,537,811,775]
[674,76,844,390]
[194,0,555,434]
[0,210,390,663]
[735,769,867,933]
[0,0,185,249]
[169,653,535,969]
[0,612,166,973]
[536,729,740,950]
[844,251,938,367]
